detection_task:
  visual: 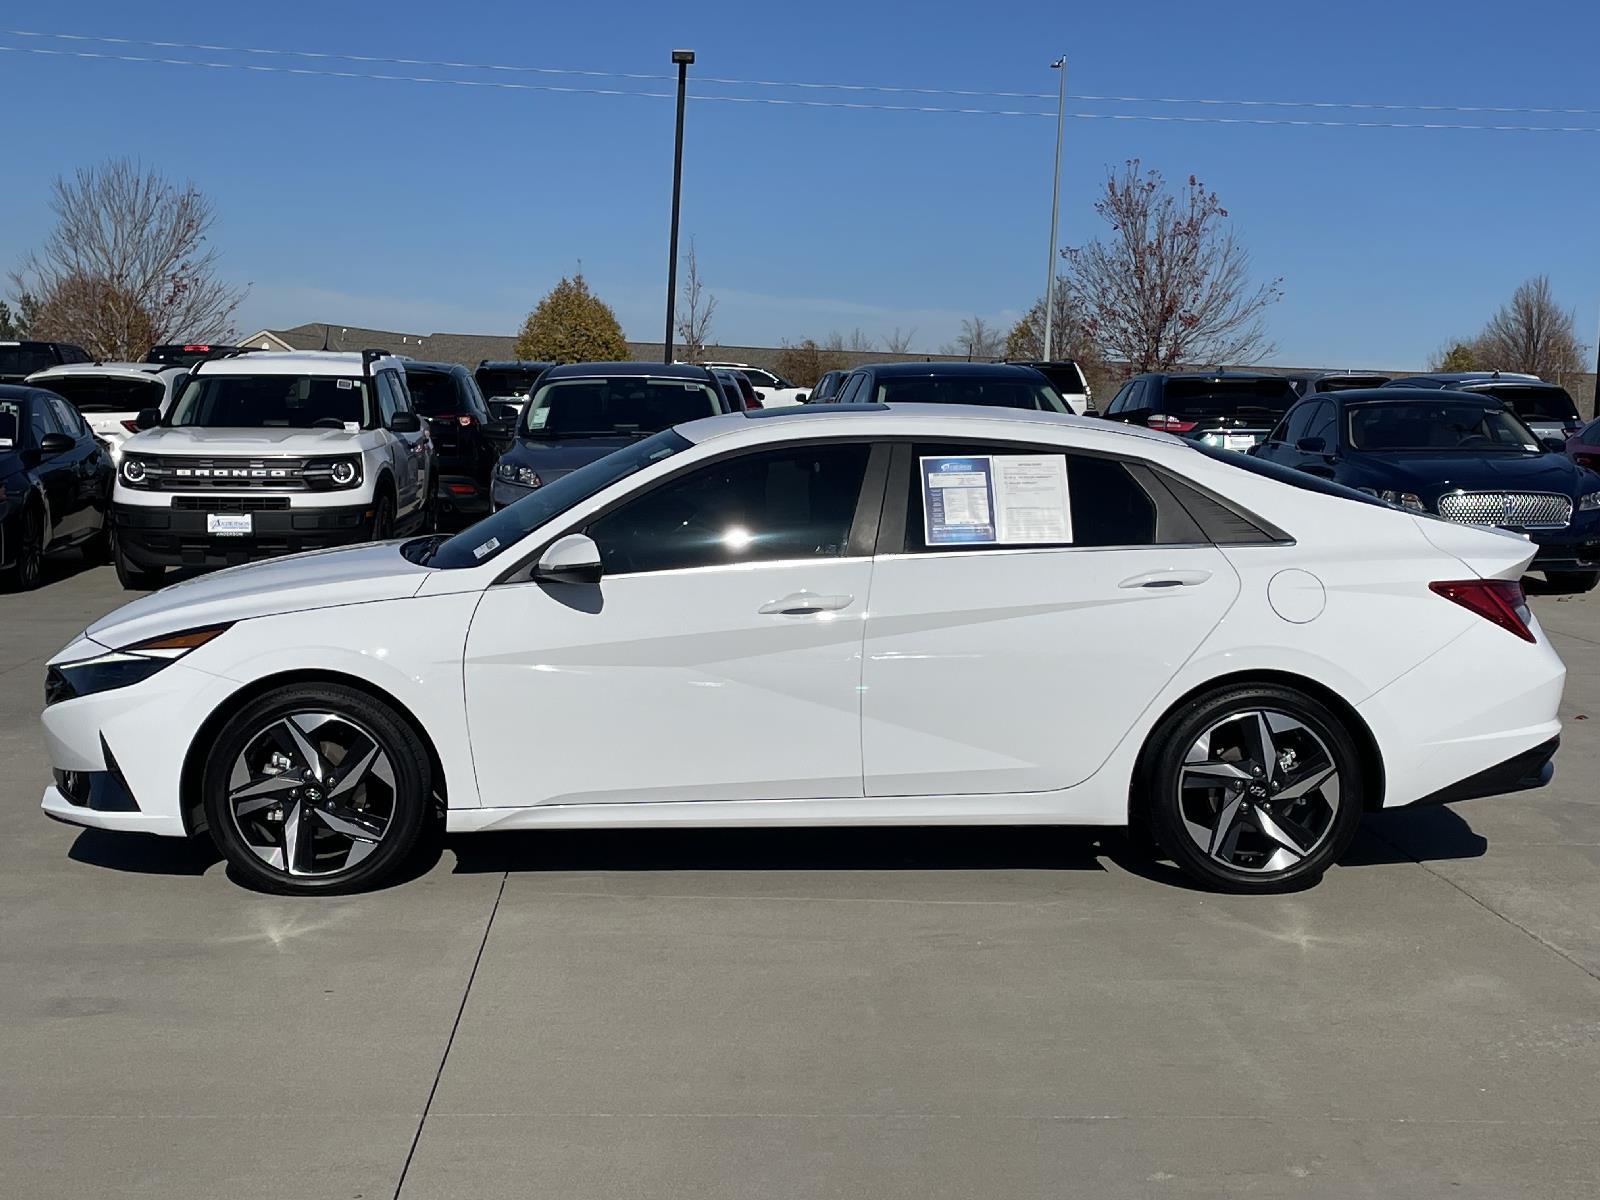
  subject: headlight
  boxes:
[121,457,148,485]
[330,460,358,485]
[45,625,231,706]
[1579,492,1600,512]
[1377,490,1426,512]
[302,457,362,489]
[497,462,542,488]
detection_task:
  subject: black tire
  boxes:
[202,682,431,895]
[1545,570,1599,595]
[1137,684,1365,893]
[368,490,395,541]
[112,527,164,590]
[3,504,45,591]
[415,478,438,534]
[81,523,111,566]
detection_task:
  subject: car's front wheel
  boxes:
[202,683,431,894]
[1138,685,1365,893]
[111,527,164,590]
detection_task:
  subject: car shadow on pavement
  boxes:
[68,828,221,876]
[445,825,1110,876]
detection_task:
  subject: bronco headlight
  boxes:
[497,462,542,488]
[120,456,150,486]
[1579,492,1600,512]
[45,625,232,706]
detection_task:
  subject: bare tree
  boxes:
[12,159,245,360]
[1473,276,1585,377]
[881,326,917,354]
[674,239,717,362]
[1062,161,1281,372]
[940,316,1003,360]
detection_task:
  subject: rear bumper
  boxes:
[436,474,490,517]
[1411,736,1558,807]
[113,501,375,567]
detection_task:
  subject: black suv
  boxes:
[817,361,1073,411]
[1284,370,1392,397]
[402,361,498,522]
[0,340,91,383]
[474,360,555,421]
[1099,371,1298,450]
[1383,372,1582,442]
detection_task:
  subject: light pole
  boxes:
[1042,55,1066,362]
[663,48,695,364]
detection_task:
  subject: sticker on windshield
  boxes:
[920,454,1073,546]
[527,408,549,430]
[472,536,501,560]
[336,379,354,389]
[0,438,12,450]
[343,421,359,432]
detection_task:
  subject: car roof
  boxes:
[1146,370,1289,382]
[540,361,714,380]
[401,359,463,374]
[26,362,182,380]
[858,361,1047,379]
[191,350,399,376]
[677,401,1179,445]
[477,360,554,370]
[1391,372,1543,384]
[0,383,44,399]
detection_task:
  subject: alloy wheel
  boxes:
[226,712,397,877]
[1176,709,1341,874]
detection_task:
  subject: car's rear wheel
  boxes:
[202,683,430,894]
[1139,685,1365,893]
[111,527,164,590]
[4,505,45,591]
[1545,570,1599,594]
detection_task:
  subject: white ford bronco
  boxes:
[110,350,434,589]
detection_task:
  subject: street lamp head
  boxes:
[671,49,696,65]
[1050,56,1066,69]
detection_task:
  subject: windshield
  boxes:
[167,374,373,429]
[1194,441,1390,509]
[520,377,721,438]
[1348,402,1540,453]
[425,430,691,568]
[1162,378,1297,417]
[0,400,19,448]
[404,371,461,416]
[0,345,57,377]
[875,376,1070,412]
[1476,385,1580,422]
[37,375,166,414]
[475,367,546,400]
[1029,363,1088,393]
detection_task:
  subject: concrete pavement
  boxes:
[2,557,1597,1199]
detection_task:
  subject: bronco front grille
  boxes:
[134,456,311,490]
[1436,491,1572,529]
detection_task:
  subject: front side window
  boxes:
[35,375,165,415]
[48,396,87,437]
[904,442,1160,551]
[0,399,20,448]
[874,376,1070,413]
[30,399,58,442]
[521,376,721,438]
[168,374,373,430]
[586,443,871,575]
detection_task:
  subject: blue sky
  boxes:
[3,0,1597,368]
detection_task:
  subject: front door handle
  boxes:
[1118,569,1213,590]
[759,592,855,615]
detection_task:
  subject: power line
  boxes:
[9,27,1600,119]
[7,42,1600,134]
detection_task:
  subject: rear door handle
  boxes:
[1118,570,1213,590]
[759,592,855,615]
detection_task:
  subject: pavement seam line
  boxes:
[392,869,509,1199]
[1367,824,1600,986]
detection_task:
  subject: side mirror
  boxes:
[134,408,161,430]
[38,431,76,456]
[1296,436,1327,454]
[388,411,422,434]
[1541,436,1567,454]
[533,533,603,585]
[796,393,809,404]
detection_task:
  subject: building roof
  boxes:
[540,361,715,380]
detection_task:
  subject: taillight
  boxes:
[1429,579,1535,642]
[1575,452,1599,470]
[121,419,141,434]
[1146,414,1197,433]
[457,415,476,427]
[746,396,763,409]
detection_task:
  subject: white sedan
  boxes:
[40,404,1564,895]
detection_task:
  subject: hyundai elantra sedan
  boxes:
[40,402,1565,895]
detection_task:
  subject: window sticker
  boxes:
[343,421,359,432]
[336,378,354,389]
[472,536,501,560]
[527,407,550,430]
[920,454,1072,546]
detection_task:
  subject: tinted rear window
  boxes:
[876,376,1070,412]
[1162,378,1297,417]
[521,377,720,437]
[1479,385,1579,421]
[476,368,546,399]
[1028,363,1088,393]
[35,375,165,413]
[0,346,58,376]
[404,371,461,416]
[1315,375,1390,392]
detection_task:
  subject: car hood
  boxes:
[502,434,635,480]
[124,426,376,456]
[1351,450,1585,497]
[83,540,432,649]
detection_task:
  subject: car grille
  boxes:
[131,456,312,490]
[1436,491,1572,529]
[170,496,292,512]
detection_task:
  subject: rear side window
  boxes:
[587,443,871,575]
[902,442,1162,551]
[0,345,59,376]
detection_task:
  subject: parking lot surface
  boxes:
[3,558,1598,1199]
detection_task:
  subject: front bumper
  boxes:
[1528,533,1600,572]
[113,501,375,568]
